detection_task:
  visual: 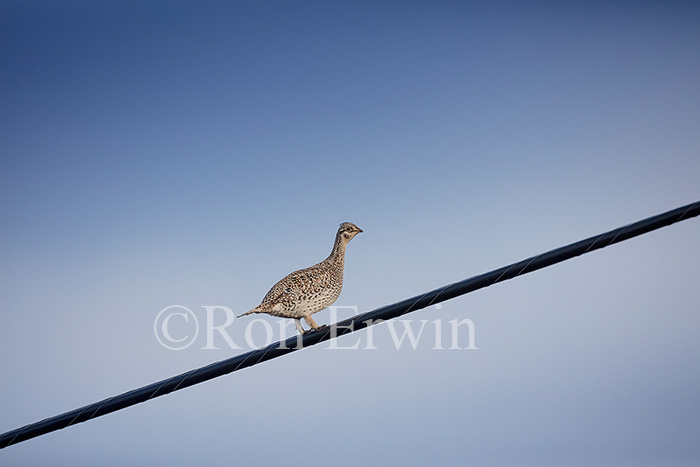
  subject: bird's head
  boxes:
[337,222,363,243]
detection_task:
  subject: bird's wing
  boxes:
[259,280,287,309]
[257,265,332,311]
[284,265,333,296]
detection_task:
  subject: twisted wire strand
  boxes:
[1,201,698,449]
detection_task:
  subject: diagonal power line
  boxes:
[1,201,699,448]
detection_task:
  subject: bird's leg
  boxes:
[303,315,326,332]
[294,319,307,335]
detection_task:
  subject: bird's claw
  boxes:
[300,324,327,335]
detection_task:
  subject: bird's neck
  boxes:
[327,234,347,265]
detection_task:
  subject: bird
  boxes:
[238,222,363,334]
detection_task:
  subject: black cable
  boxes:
[1,201,698,448]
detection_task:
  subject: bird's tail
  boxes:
[237,309,259,318]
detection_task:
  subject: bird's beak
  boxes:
[357,228,364,233]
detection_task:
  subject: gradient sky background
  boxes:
[1,1,699,465]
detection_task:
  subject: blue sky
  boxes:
[1,1,699,465]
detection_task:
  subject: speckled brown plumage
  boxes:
[238,222,363,334]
